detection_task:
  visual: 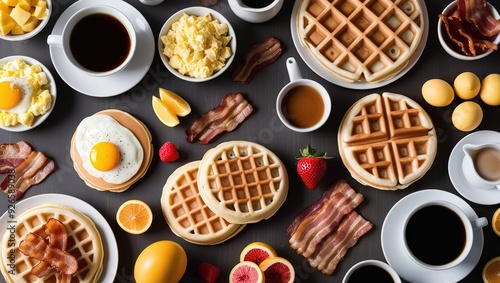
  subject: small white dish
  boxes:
[381,189,483,283]
[0,193,118,283]
[438,2,500,60]
[158,6,236,83]
[0,55,57,132]
[48,0,154,97]
[448,130,500,205]
[0,0,52,41]
[228,0,284,23]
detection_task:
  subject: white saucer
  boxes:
[448,130,500,205]
[381,189,483,283]
[0,193,118,283]
[48,0,154,97]
[290,0,428,90]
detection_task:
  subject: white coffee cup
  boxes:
[276,57,331,133]
[402,200,487,270]
[343,260,401,283]
[228,0,284,23]
[462,142,500,190]
[47,5,136,76]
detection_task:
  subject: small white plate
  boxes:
[290,0,429,90]
[381,189,483,283]
[0,193,118,283]
[448,130,500,205]
[0,55,57,132]
[48,0,154,97]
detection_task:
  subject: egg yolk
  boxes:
[90,142,121,171]
[0,81,22,110]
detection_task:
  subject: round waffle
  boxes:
[161,161,246,245]
[338,92,437,190]
[70,109,153,192]
[197,141,289,224]
[0,204,104,283]
[297,0,424,82]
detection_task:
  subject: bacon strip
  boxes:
[185,93,253,144]
[231,37,282,84]
[0,141,32,173]
[31,219,69,278]
[457,0,500,37]
[0,151,56,200]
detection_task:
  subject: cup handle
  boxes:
[47,35,63,47]
[471,216,488,230]
[286,57,303,82]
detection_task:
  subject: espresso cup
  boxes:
[276,57,331,133]
[47,5,136,76]
[228,0,284,23]
[462,142,500,190]
[343,260,401,283]
[402,200,487,270]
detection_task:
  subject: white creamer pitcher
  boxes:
[462,142,500,190]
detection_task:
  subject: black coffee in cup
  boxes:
[405,204,466,266]
[241,0,274,8]
[347,265,394,283]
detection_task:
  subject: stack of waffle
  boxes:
[161,141,289,244]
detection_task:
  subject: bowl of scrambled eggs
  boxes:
[0,0,51,41]
[0,56,56,132]
[158,6,236,82]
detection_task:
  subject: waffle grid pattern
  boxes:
[298,0,423,82]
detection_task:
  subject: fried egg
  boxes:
[74,114,144,184]
[0,77,33,114]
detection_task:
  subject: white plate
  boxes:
[0,193,118,283]
[0,55,57,132]
[381,189,483,283]
[290,0,429,90]
[448,130,500,205]
[48,0,154,97]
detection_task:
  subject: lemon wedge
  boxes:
[152,96,179,127]
[159,88,191,117]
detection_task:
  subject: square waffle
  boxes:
[0,204,103,283]
[161,161,246,245]
[297,0,424,82]
[338,92,437,190]
[197,141,289,224]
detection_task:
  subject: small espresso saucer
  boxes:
[381,189,483,283]
[48,0,154,97]
[448,130,500,205]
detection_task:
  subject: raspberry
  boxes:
[159,142,179,162]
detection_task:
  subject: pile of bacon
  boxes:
[287,179,372,275]
[19,218,78,283]
[439,0,500,56]
[0,141,55,200]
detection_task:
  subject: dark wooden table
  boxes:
[1,0,500,282]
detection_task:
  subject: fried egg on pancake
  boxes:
[74,114,144,184]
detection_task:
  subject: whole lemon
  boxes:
[421,78,454,107]
[454,72,481,100]
[452,101,483,132]
[480,73,500,106]
[134,240,187,283]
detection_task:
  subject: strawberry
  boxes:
[296,145,331,190]
[159,142,179,162]
[198,262,220,283]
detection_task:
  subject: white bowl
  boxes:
[228,0,284,23]
[0,0,52,41]
[0,55,57,132]
[438,1,500,60]
[158,6,236,83]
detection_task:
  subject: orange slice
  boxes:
[152,95,179,127]
[229,261,265,283]
[159,87,191,117]
[492,207,500,237]
[116,199,153,234]
[483,256,500,283]
[259,256,295,283]
[240,241,278,265]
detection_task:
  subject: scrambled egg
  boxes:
[161,13,233,79]
[0,58,52,127]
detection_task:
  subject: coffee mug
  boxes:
[402,200,487,270]
[462,142,500,190]
[343,260,401,283]
[47,5,136,76]
[276,57,331,133]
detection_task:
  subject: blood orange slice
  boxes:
[240,242,278,265]
[229,261,265,283]
[259,256,295,283]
